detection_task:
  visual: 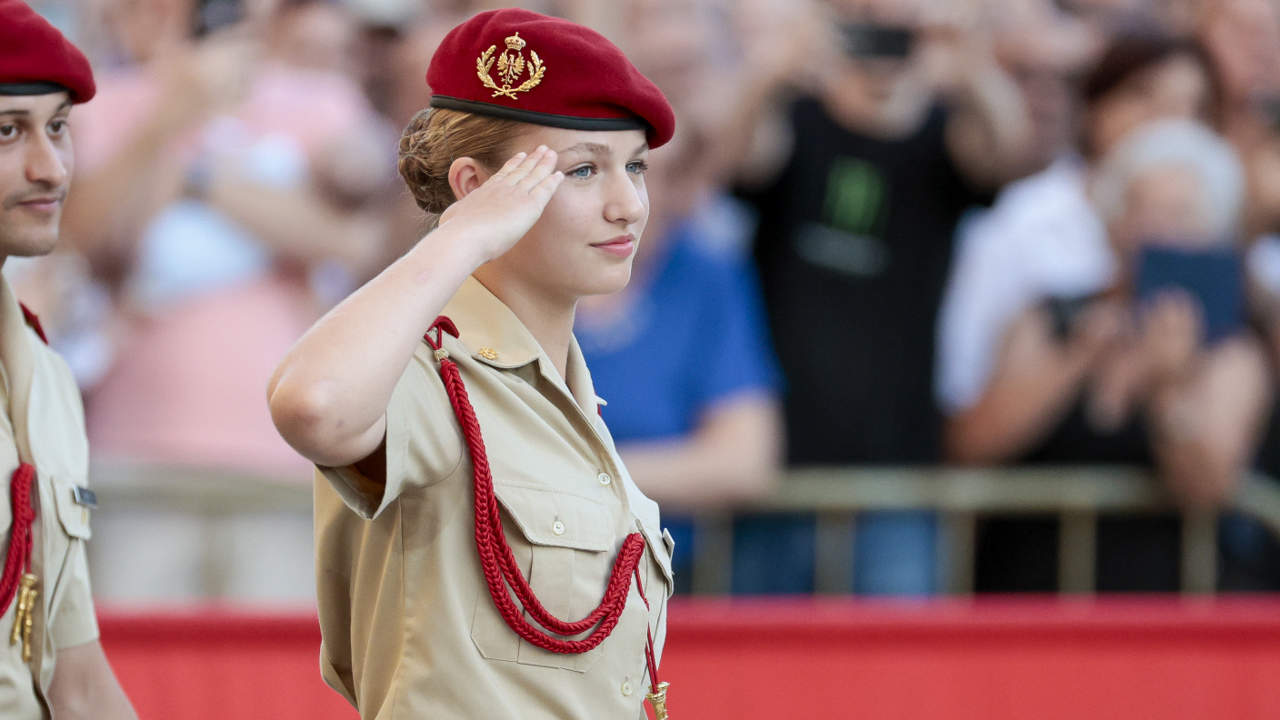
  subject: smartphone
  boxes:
[195,0,243,37]
[1257,92,1280,133]
[1134,243,1245,345]
[841,23,915,60]
[1043,293,1103,341]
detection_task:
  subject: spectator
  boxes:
[1197,0,1280,140]
[939,29,1225,465]
[732,0,1034,594]
[576,114,784,594]
[61,0,391,604]
[954,118,1272,591]
[938,29,1243,592]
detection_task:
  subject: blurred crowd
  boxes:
[18,0,1280,601]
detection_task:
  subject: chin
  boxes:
[577,265,633,297]
[0,226,60,258]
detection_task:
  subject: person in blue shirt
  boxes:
[576,123,784,593]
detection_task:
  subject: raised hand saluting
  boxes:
[440,145,565,264]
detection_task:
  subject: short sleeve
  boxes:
[935,208,1026,415]
[49,540,99,650]
[317,349,464,520]
[1249,235,1280,297]
[690,249,782,412]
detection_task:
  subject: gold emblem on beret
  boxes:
[477,32,546,100]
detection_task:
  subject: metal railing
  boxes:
[89,461,1280,597]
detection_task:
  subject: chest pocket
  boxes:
[471,484,622,672]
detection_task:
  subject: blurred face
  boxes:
[0,94,73,259]
[1247,131,1280,232]
[104,0,194,62]
[483,126,650,300]
[1089,54,1212,158]
[271,3,358,75]
[826,0,930,131]
[1201,0,1280,103]
[1112,164,1213,256]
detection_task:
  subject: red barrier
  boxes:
[100,597,1280,719]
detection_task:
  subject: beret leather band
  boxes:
[429,94,648,133]
[0,81,69,96]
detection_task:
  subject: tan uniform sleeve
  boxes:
[49,539,99,650]
[317,351,464,519]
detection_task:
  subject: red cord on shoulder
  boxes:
[18,304,47,345]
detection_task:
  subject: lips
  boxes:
[12,192,65,213]
[591,234,636,258]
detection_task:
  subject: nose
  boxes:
[25,131,69,190]
[603,170,646,227]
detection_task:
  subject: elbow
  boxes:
[267,374,343,463]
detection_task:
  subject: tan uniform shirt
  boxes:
[0,277,99,719]
[315,276,674,720]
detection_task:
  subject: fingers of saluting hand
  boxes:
[516,146,560,190]
[489,151,528,182]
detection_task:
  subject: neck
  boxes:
[473,268,577,380]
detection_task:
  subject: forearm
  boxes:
[619,395,781,508]
[62,113,188,264]
[1148,339,1271,506]
[945,355,1090,464]
[268,228,482,467]
[945,52,1034,187]
[205,174,384,275]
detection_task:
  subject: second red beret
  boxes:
[0,0,96,104]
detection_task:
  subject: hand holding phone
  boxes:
[1134,243,1244,346]
[841,23,916,60]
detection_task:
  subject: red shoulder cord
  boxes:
[423,317,666,710]
[0,306,45,620]
[0,462,34,619]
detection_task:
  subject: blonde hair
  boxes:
[397,108,525,227]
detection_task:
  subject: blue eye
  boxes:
[568,165,595,179]
[626,160,649,175]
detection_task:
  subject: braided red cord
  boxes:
[0,462,35,617]
[425,320,646,654]
[18,304,47,345]
[633,564,661,693]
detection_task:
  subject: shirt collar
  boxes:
[442,276,601,417]
[442,276,542,369]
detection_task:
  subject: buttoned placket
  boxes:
[469,345,662,697]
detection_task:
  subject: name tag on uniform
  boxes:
[72,486,97,509]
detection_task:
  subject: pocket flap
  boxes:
[648,524,674,587]
[51,476,92,540]
[492,485,612,552]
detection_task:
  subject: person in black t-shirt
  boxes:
[731,0,1035,594]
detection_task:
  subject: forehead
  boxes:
[514,125,648,155]
[0,92,72,117]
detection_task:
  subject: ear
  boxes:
[447,156,492,203]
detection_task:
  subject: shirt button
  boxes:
[621,680,633,696]
[552,520,566,535]
[597,472,612,486]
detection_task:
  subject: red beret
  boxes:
[427,8,674,148]
[0,0,95,104]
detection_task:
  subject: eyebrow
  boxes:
[0,101,72,118]
[558,141,650,157]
